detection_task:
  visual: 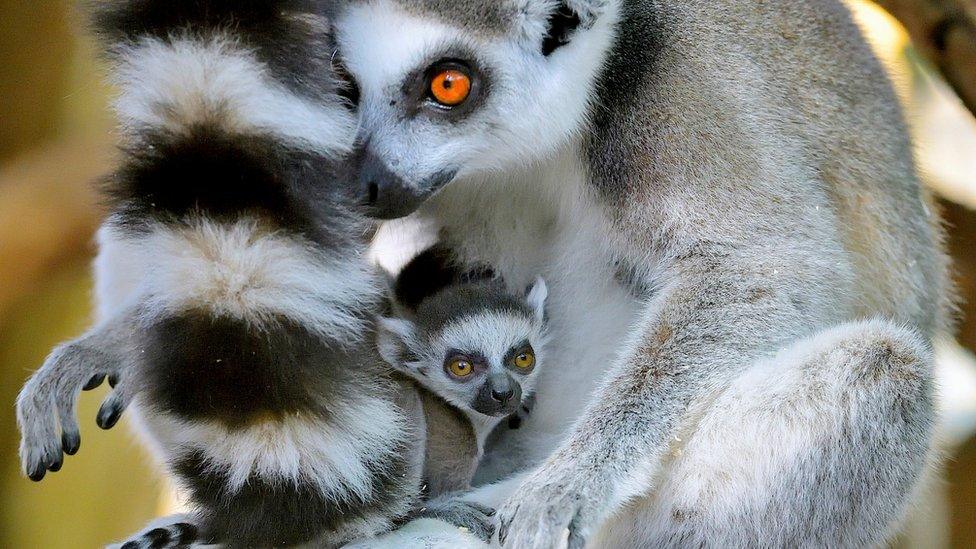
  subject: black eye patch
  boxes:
[503,340,533,365]
[398,47,491,120]
[542,3,582,56]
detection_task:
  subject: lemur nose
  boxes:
[489,373,521,405]
[354,147,423,220]
[491,388,515,403]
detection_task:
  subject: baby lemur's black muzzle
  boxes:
[473,372,522,416]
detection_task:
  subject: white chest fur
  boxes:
[373,150,644,475]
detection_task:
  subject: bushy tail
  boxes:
[83,0,360,236]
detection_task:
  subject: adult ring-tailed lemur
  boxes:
[34,0,950,547]
[333,0,949,547]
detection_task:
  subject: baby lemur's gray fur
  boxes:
[15,1,489,547]
[380,276,548,490]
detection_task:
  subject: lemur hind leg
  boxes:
[594,319,936,548]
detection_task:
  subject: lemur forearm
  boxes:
[496,242,849,547]
[552,245,830,499]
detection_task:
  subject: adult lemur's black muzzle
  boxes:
[352,145,456,220]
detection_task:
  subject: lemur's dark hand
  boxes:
[16,332,129,481]
[112,515,200,549]
[416,497,496,543]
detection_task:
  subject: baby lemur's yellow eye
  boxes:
[514,350,535,371]
[430,69,471,107]
[447,358,474,377]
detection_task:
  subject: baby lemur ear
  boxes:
[377,317,420,367]
[525,277,548,323]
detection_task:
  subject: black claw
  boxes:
[97,399,122,430]
[62,431,81,455]
[47,453,63,472]
[120,542,140,549]
[27,465,47,482]
[145,527,171,549]
[172,523,198,544]
[108,373,120,388]
[83,374,106,391]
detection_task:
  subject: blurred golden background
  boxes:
[0,1,974,547]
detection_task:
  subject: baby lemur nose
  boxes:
[489,373,520,405]
[491,387,515,402]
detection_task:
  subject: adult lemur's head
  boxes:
[335,0,616,218]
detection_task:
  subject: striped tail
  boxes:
[85,0,361,240]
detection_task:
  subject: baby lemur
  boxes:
[379,250,548,489]
[15,1,487,547]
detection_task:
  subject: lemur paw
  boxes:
[418,499,496,543]
[496,463,605,549]
[113,516,200,549]
[16,340,129,481]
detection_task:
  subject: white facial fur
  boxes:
[335,0,618,193]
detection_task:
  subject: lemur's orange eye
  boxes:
[430,69,471,107]
[514,350,535,371]
[448,358,474,377]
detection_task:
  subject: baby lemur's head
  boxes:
[379,278,548,418]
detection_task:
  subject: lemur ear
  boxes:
[377,317,420,367]
[517,0,607,56]
[525,277,548,323]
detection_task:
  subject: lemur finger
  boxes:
[108,373,120,388]
[53,365,89,457]
[83,374,106,391]
[61,430,81,456]
[20,416,62,481]
[97,375,136,430]
[144,527,174,548]
[16,376,64,481]
[47,452,64,472]
[97,394,125,430]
